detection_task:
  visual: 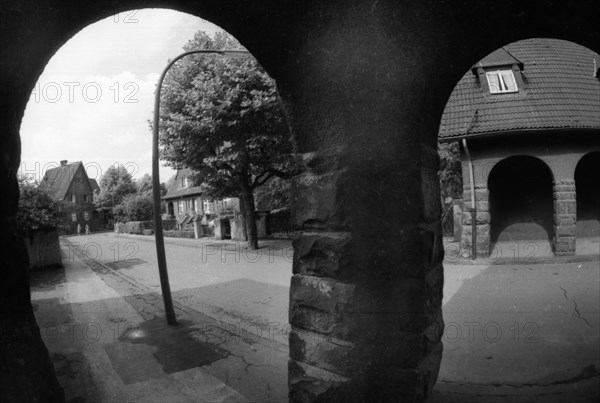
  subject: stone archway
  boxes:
[575,151,600,239]
[2,2,600,402]
[488,156,554,251]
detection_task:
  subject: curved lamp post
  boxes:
[152,49,249,325]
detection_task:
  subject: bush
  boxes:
[142,229,154,236]
[162,219,178,231]
[163,230,195,238]
[114,194,154,223]
[115,221,153,234]
[17,179,65,236]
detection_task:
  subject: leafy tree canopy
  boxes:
[137,173,168,197]
[438,141,462,200]
[157,30,296,248]
[17,178,65,234]
[113,194,154,223]
[94,166,137,208]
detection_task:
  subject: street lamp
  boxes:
[151,49,249,326]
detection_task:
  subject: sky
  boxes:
[19,8,223,184]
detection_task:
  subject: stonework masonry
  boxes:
[2,2,600,402]
[461,185,491,258]
[553,180,577,256]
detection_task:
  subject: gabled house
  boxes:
[439,38,600,258]
[162,168,238,220]
[38,160,107,233]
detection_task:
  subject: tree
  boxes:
[438,141,462,201]
[157,31,296,249]
[254,176,291,210]
[113,194,154,222]
[137,173,168,197]
[94,166,138,209]
[17,178,65,236]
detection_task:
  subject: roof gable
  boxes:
[473,47,523,71]
[38,162,94,200]
[439,38,600,141]
[163,168,204,200]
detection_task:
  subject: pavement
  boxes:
[29,231,599,402]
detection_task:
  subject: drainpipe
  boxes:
[462,138,477,259]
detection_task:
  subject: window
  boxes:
[71,194,76,202]
[82,194,88,202]
[84,211,90,221]
[71,212,77,222]
[486,69,518,94]
[178,200,185,213]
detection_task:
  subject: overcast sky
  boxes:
[19,9,223,183]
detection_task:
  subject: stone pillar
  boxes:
[461,186,491,258]
[553,180,576,256]
[193,219,200,239]
[284,5,444,401]
[452,199,462,242]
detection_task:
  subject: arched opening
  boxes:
[20,8,294,402]
[488,155,554,247]
[437,36,600,402]
[575,151,600,238]
[5,3,600,402]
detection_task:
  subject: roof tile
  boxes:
[439,38,600,140]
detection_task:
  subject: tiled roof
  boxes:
[439,38,600,141]
[38,161,92,200]
[39,162,80,200]
[162,168,203,200]
[89,179,100,193]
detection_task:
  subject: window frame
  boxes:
[485,69,518,94]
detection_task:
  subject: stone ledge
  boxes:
[289,328,355,377]
[290,275,356,312]
[288,359,353,402]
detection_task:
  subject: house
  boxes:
[38,160,107,233]
[439,38,600,258]
[162,168,238,219]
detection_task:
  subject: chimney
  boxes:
[60,160,68,166]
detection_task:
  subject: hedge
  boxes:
[115,219,178,235]
[163,230,195,239]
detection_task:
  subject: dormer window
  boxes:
[486,69,518,94]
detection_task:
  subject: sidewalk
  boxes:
[108,231,294,251]
[30,242,288,402]
[33,233,598,402]
[443,236,599,265]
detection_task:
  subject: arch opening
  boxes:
[488,155,554,247]
[18,8,295,402]
[575,151,600,238]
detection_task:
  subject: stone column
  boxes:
[461,186,491,258]
[553,180,576,256]
[283,5,444,401]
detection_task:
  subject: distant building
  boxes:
[38,160,107,233]
[439,38,600,257]
[162,168,238,219]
